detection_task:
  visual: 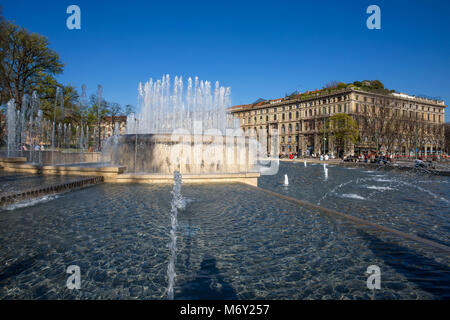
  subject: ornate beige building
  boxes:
[230,88,446,157]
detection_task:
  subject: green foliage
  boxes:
[323,114,359,149]
[0,20,64,107]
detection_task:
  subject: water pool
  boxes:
[0,178,449,299]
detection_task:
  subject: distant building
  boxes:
[230,87,446,157]
[100,116,127,140]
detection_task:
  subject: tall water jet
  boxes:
[284,174,289,186]
[20,94,29,154]
[128,74,239,134]
[36,110,43,164]
[96,85,103,149]
[7,99,16,157]
[51,87,62,152]
[167,171,186,300]
[28,91,39,160]
[304,161,307,167]
[323,163,328,180]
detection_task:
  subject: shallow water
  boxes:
[0,181,449,299]
[0,173,85,195]
[259,162,450,247]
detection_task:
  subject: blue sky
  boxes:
[2,0,450,121]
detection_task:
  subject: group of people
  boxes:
[343,152,393,164]
[21,144,44,151]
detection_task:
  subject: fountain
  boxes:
[103,75,260,178]
[6,99,16,157]
[323,163,328,180]
[167,171,186,300]
[283,174,289,186]
[304,161,307,167]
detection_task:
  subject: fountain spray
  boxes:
[167,171,186,300]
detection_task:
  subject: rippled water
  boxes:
[0,180,449,299]
[260,162,450,247]
[0,173,85,195]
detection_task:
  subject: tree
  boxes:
[107,102,121,135]
[88,94,108,148]
[323,113,359,156]
[124,104,134,116]
[445,123,450,154]
[0,20,64,109]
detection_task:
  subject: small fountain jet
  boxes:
[284,174,289,186]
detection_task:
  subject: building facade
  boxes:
[230,88,446,157]
[100,116,127,140]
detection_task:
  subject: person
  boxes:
[324,154,329,161]
[320,155,324,161]
[34,145,40,151]
[415,158,425,168]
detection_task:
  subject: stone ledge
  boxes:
[114,172,260,186]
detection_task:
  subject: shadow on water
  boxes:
[358,230,450,299]
[176,256,238,300]
[0,254,42,282]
